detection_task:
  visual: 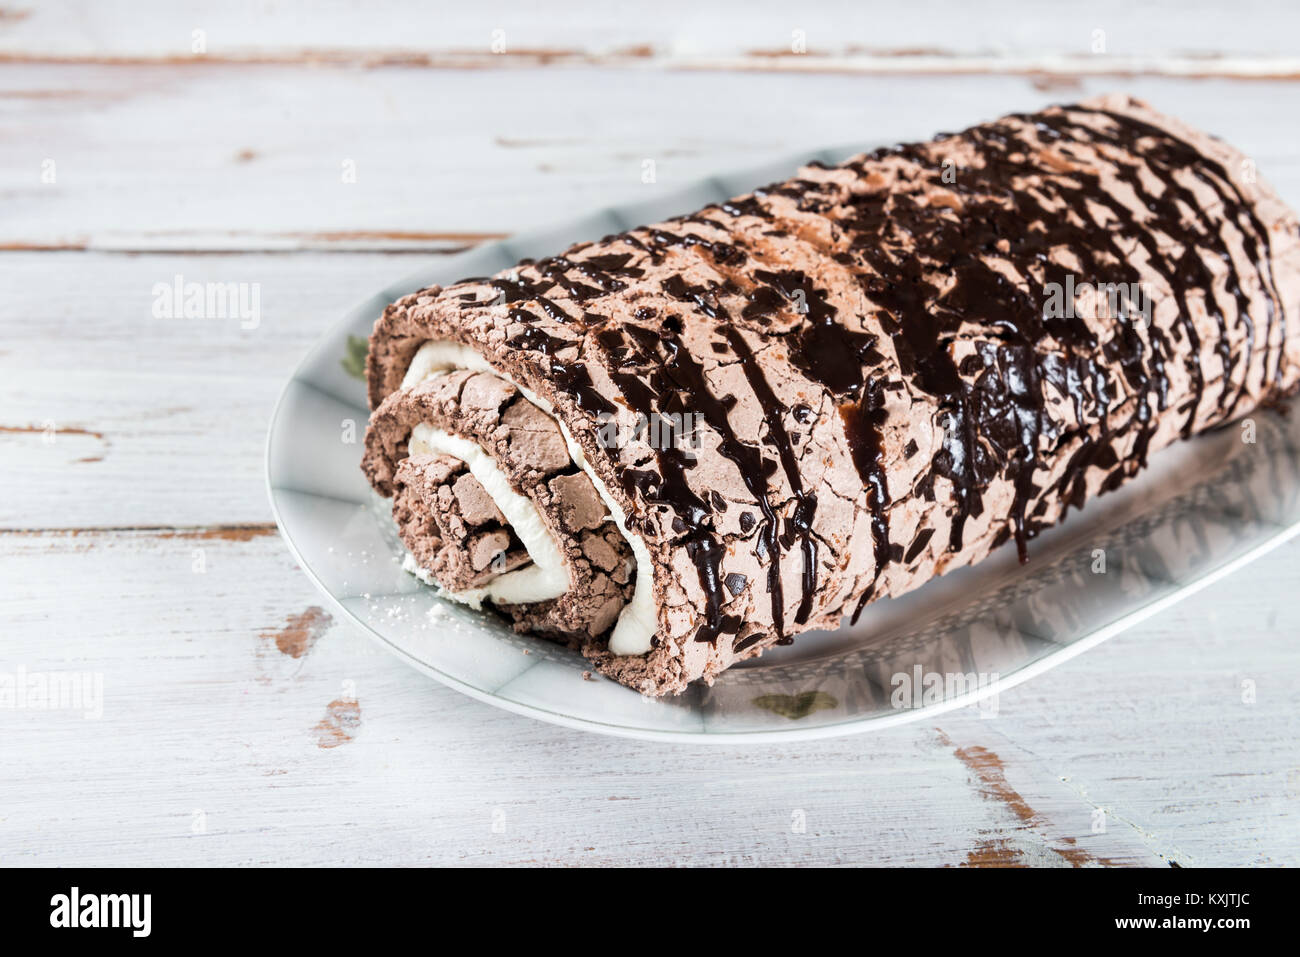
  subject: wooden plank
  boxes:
[1,0,1297,70]
[0,251,419,527]
[4,67,1300,251]
[0,526,1294,865]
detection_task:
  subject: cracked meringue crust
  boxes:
[362,95,1300,696]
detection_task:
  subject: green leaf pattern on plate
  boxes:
[752,691,839,720]
[341,334,369,381]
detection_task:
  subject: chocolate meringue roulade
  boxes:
[362,94,1300,696]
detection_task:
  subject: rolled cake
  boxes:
[362,94,1300,696]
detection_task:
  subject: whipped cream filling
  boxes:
[399,340,656,655]
[407,423,569,607]
[400,340,493,387]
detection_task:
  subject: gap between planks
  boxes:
[0,524,279,541]
[0,234,507,254]
[2,48,1300,80]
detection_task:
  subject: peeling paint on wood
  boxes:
[312,698,360,748]
[938,730,1125,867]
[262,606,333,659]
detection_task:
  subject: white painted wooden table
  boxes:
[2,1,1298,867]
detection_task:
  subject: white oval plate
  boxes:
[266,145,1300,742]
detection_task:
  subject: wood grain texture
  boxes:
[2,0,1296,73]
[1,1,1298,867]
[4,65,1300,251]
[0,251,427,526]
[1,525,1295,866]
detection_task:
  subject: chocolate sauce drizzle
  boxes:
[454,100,1287,651]
[821,103,1282,619]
